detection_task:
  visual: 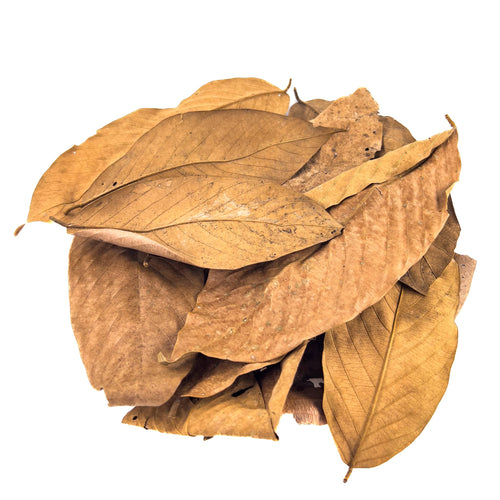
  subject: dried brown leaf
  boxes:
[68,236,204,406]
[400,198,461,294]
[57,176,342,269]
[376,116,416,156]
[284,88,382,193]
[169,130,460,363]
[306,128,455,208]
[124,374,277,440]
[178,354,283,398]
[322,261,459,480]
[64,109,334,213]
[29,77,290,222]
[454,253,476,313]
[288,89,330,121]
[257,342,307,430]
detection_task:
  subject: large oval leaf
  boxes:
[28,77,290,222]
[68,236,204,406]
[169,131,460,362]
[57,176,343,269]
[322,261,459,480]
[66,109,334,212]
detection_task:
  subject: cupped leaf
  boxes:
[400,198,461,294]
[306,128,455,208]
[284,88,382,193]
[28,78,291,222]
[66,109,335,212]
[123,374,277,440]
[56,176,343,269]
[68,236,204,406]
[322,261,459,481]
[169,130,460,363]
[187,374,277,440]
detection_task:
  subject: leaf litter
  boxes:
[24,77,475,482]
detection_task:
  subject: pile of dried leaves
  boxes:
[25,78,475,481]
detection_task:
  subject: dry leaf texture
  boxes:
[170,131,461,363]
[284,88,382,193]
[454,253,477,313]
[58,176,343,269]
[322,261,459,479]
[29,77,290,222]
[400,198,460,294]
[68,236,204,406]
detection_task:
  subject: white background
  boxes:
[1,1,498,498]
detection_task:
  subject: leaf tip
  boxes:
[445,114,457,128]
[14,223,25,237]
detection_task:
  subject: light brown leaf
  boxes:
[68,236,204,406]
[284,336,327,425]
[311,88,379,129]
[187,374,277,440]
[28,77,290,222]
[124,374,277,440]
[288,89,330,121]
[123,395,194,435]
[284,88,382,193]
[57,175,342,269]
[376,116,416,156]
[64,109,335,212]
[257,342,307,430]
[322,261,459,481]
[306,128,455,209]
[169,130,460,363]
[177,354,284,398]
[454,253,476,314]
[400,198,461,294]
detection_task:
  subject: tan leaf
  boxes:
[400,198,461,294]
[123,395,194,435]
[306,128,455,209]
[288,88,330,121]
[177,354,284,398]
[187,374,277,440]
[376,116,416,156]
[322,261,459,481]
[169,130,460,363]
[68,236,204,406]
[257,342,307,430]
[28,77,290,222]
[65,109,335,212]
[311,88,379,129]
[56,176,342,269]
[124,374,276,440]
[454,253,476,314]
[284,89,382,193]
[284,336,327,425]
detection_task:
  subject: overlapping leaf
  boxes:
[322,261,459,481]
[68,236,204,406]
[284,88,383,193]
[169,130,461,363]
[123,374,277,440]
[28,77,291,222]
[57,175,343,269]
